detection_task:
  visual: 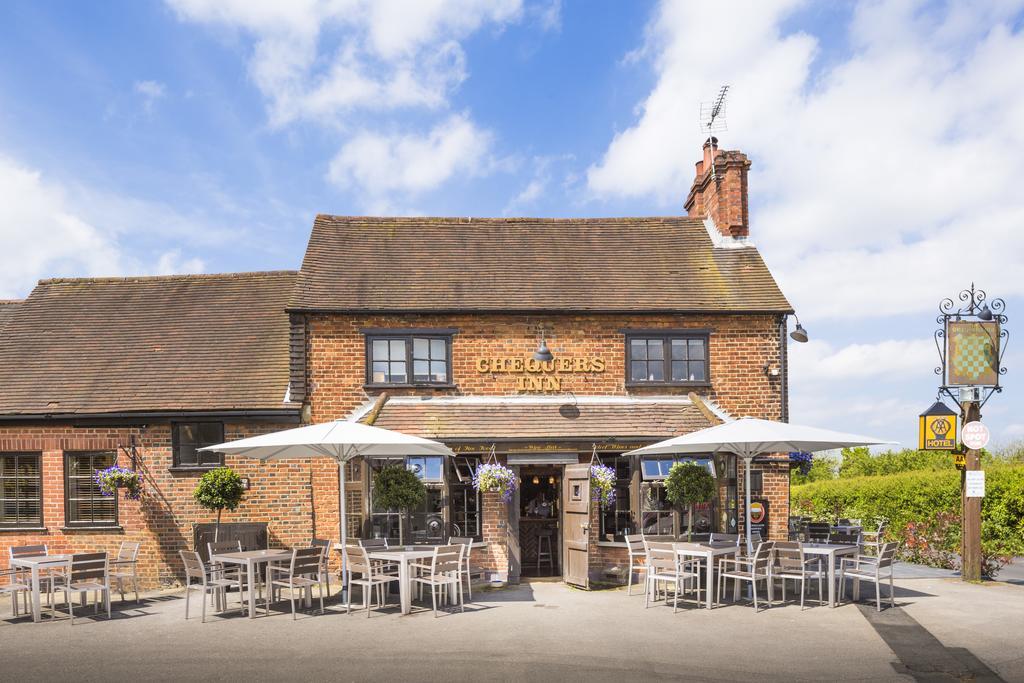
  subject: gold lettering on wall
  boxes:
[477,355,606,393]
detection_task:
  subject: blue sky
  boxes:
[2,0,1023,448]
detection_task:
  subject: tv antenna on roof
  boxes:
[698,85,729,179]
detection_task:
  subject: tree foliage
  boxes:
[372,465,426,511]
[664,462,716,542]
[193,467,246,540]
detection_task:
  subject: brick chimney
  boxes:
[684,137,751,239]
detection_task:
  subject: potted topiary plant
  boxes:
[664,461,716,542]
[193,467,246,541]
[95,464,144,501]
[372,464,426,546]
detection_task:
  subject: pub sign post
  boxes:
[933,284,1008,582]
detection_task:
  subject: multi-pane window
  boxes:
[639,456,721,538]
[65,451,117,527]
[367,335,451,385]
[449,457,480,539]
[368,455,466,544]
[172,422,225,468]
[598,454,633,541]
[627,334,708,384]
[0,453,42,528]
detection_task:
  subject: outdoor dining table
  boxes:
[672,541,738,610]
[9,554,71,623]
[801,542,859,607]
[364,546,439,615]
[208,549,291,619]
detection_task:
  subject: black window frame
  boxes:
[624,331,710,387]
[0,452,43,529]
[364,332,454,388]
[64,450,118,529]
[597,453,633,542]
[171,422,226,470]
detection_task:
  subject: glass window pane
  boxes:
[372,362,388,383]
[422,457,443,481]
[413,360,430,382]
[406,457,425,478]
[648,361,664,381]
[389,339,406,358]
[197,423,224,445]
[413,338,429,359]
[430,361,447,382]
[671,338,687,360]
[630,339,647,360]
[630,361,647,382]
[390,361,406,384]
[647,340,664,360]
[177,444,199,466]
[372,339,389,360]
[671,360,686,381]
[690,363,706,382]
[689,339,705,360]
[430,338,445,359]
[641,459,660,479]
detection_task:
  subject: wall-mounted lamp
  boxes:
[763,363,781,378]
[790,316,809,343]
[533,328,554,361]
[240,477,252,491]
[532,475,540,484]
[548,476,555,485]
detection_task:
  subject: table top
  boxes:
[673,541,739,555]
[366,547,437,561]
[802,543,859,554]
[10,554,72,568]
[210,549,291,563]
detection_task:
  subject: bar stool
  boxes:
[536,530,554,576]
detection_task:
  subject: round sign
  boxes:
[962,421,990,450]
[750,501,766,524]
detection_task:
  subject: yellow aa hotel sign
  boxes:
[918,401,958,450]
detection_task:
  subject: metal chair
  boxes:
[859,520,887,556]
[311,538,333,599]
[828,531,861,545]
[9,544,57,610]
[51,553,111,624]
[806,522,832,543]
[179,550,243,623]
[772,541,824,609]
[208,539,247,609]
[344,545,399,618]
[717,541,775,611]
[110,541,141,603]
[266,547,325,619]
[410,544,464,618]
[0,568,30,617]
[449,536,485,602]
[839,542,899,611]
[644,542,701,613]
[624,534,648,596]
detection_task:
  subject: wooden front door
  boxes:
[562,463,590,588]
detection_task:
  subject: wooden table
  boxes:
[673,541,738,609]
[366,547,438,615]
[209,549,291,618]
[9,554,71,623]
[801,543,859,607]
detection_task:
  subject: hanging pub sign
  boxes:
[919,401,957,450]
[946,321,1000,387]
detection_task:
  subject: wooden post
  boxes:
[961,400,982,581]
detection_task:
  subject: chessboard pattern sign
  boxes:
[947,321,999,386]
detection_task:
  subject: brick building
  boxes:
[0,140,794,588]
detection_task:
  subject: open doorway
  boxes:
[518,467,561,578]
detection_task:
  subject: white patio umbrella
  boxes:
[627,418,893,551]
[199,419,455,591]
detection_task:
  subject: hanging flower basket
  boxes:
[473,463,518,503]
[590,464,617,506]
[789,451,813,476]
[94,465,143,501]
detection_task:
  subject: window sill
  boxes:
[597,540,628,548]
[363,383,457,390]
[61,526,123,532]
[168,465,223,473]
[626,382,712,389]
[0,527,47,533]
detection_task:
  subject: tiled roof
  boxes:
[0,272,300,416]
[0,300,22,334]
[289,215,793,313]
[360,396,712,442]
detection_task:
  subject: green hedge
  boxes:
[792,465,1024,576]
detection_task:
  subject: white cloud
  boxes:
[586,0,1024,322]
[789,338,935,382]
[134,80,166,112]
[0,154,213,298]
[167,0,524,126]
[326,113,493,198]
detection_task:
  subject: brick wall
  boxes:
[0,421,318,588]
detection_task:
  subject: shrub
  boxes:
[193,467,246,541]
[792,464,1024,578]
[664,461,715,542]
[373,464,427,545]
